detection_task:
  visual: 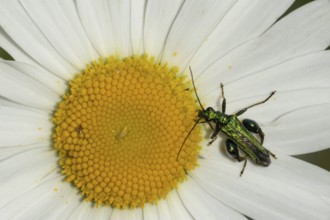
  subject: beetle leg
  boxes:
[240,158,248,176]
[234,154,248,177]
[210,123,220,139]
[208,137,217,146]
[196,119,216,137]
[235,91,276,116]
[242,119,265,144]
[225,139,248,176]
[208,123,221,145]
[220,83,226,113]
[242,119,277,159]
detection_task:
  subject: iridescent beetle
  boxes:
[177,67,277,176]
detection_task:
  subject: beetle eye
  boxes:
[243,119,260,133]
[225,139,239,159]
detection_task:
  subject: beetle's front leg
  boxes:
[208,123,221,146]
[208,137,217,146]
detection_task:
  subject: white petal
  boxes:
[198,0,330,95]
[161,0,237,69]
[144,0,184,59]
[191,156,330,220]
[0,142,44,161]
[0,0,77,79]
[67,203,94,220]
[143,203,159,220]
[220,87,330,125]
[68,202,113,220]
[0,29,38,65]
[131,0,146,55]
[0,96,34,109]
[76,0,116,57]
[2,60,66,96]
[166,190,193,220]
[87,206,113,220]
[40,184,81,220]
[263,104,330,155]
[20,0,99,69]
[0,106,52,147]
[27,174,88,220]
[0,61,60,110]
[110,208,143,220]
[156,199,172,220]
[0,174,79,219]
[202,51,330,100]
[190,0,294,75]
[201,149,330,200]
[267,154,330,199]
[107,0,133,57]
[0,147,57,208]
[1,147,92,220]
[178,177,246,220]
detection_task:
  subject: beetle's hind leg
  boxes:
[225,139,248,176]
[240,158,248,177]
[242,119,277,159]
[242,119,265,144]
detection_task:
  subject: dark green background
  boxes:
[0,0,329,171]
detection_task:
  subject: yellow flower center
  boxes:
[53,55,201,208]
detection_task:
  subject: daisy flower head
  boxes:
[1,0,330,219]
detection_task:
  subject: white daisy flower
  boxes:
[1,0,330,219]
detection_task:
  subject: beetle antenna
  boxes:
[189,66,205,111]
[188,67,215,131]
[177,117,201,160]
[177,67,215,160]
